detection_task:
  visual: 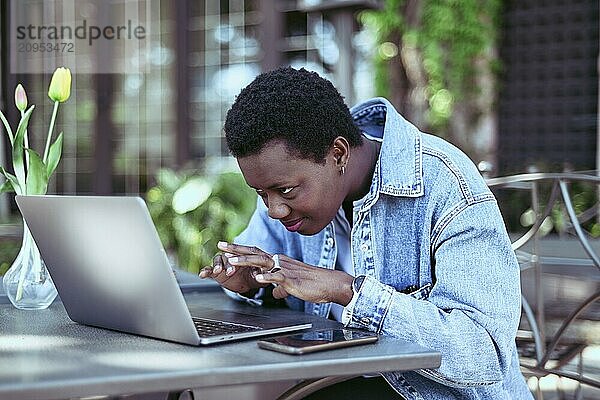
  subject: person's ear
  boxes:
[331,137,350,176]
[331,137,350,167]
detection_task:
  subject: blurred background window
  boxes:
[0,0,379,205]
[0,0,380,273]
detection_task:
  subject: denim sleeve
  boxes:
[345,199,521,387]
[223,198,287,304]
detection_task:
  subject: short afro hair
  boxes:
[224,67,362,163]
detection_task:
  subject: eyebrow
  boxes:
[251,182,292,191]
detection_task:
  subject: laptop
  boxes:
[15,195,312,345]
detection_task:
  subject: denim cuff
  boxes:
[344,275,394,332]
[341,284,361,325]
[223,287,265,306]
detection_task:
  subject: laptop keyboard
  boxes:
[192,317,263,337]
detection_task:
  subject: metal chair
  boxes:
[487,172,600,399]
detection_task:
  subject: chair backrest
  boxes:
[486,172,600,396]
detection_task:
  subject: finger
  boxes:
[225,264,236,277]
[198,266,213,278]
[272,285,289,299]
[210,254,235,284]
[200,263,233,281]
[217,242,267,257]
[228,254,274,270]
[212,254,224,275]
[255,271,284,285]
[250,267,262,278]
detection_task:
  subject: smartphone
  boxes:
[257,328,379,355]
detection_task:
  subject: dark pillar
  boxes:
[174,0,191,167]
[0,0,11,216]
[259,0,283,72]
[93,74,114,195]
[330,9,355,105]
[92,1,115,194]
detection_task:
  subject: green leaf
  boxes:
[12,105,35,192]
[46,131,63,177]
[0,179,13,193]
[0,110,14,144]
[0,167,21,195]
[25,149,48,195]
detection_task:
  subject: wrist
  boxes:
[333,271,355,306]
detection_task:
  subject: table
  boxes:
[0,288,441,400]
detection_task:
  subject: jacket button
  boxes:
[360,243,369,252]
[360,317,371,325]
[326,238,334,247]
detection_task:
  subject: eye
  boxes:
[280,187,294,195]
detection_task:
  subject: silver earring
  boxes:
[340,166,346,176]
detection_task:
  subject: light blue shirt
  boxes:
[329,207,352,322]
[233,98,533,399]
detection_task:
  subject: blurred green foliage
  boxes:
[556,181,600,237]
[361,0,502,129]
[0,241,20,276]
[146,169,256,274]
[0,220,24,276]
[495,180,600,237]
[360,0,404,99]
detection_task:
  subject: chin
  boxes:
[299,221,329,236]
[298,229,319,236]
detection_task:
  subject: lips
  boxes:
[281,218,304,232]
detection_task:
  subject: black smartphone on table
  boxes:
[257,328,379,355]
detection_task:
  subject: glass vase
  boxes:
[2,220,57,309]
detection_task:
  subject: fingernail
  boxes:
[255,274,264,281]
[218,241,228,249]
[224,252,234,258]
[213,265,222,274]
[226,266,235,275]
[228,257,239,264]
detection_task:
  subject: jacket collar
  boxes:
[350,97,424,204]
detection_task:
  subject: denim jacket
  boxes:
[234,98,533,399]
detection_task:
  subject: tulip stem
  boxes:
[43,101,59,163]
[21,110,30,174]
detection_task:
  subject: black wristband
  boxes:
[352,275,366,294]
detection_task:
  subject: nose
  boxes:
[267,197,291,220]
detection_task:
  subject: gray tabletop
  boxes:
[0,288,441,400]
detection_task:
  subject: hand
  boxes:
[199,251,268,295]
[219,242,354,305]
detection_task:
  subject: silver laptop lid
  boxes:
[15,195,201,345]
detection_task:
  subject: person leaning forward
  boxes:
[199,67,533,400]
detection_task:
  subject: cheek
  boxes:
[298,181,341,220]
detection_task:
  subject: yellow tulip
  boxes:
[15,84,27,111]
[48,67,71,103]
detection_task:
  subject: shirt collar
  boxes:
[350,97,424,200]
